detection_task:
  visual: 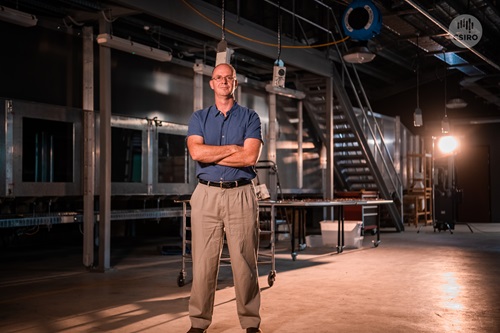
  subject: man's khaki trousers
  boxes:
[188,182,261,330]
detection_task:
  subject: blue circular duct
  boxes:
[342,0,382,41]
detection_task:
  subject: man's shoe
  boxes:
[246,328,262,333]
[186,328,206,333]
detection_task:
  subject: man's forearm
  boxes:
[217,139,262,167]
[189,143,239,164]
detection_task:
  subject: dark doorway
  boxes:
[455,145,491,222]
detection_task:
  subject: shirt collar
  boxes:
[212,102,238,117]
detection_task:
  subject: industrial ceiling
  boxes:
[2,0,500,127]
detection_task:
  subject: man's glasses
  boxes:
[211,75,235,82]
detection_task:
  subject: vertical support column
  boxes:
[297,100,303,189]
[431,136,436,225]
[193,60,204,112]
[192,60,205,187]
[82,26,95,268]
[395,116,403,221]
[235,85,242,104]
[146,119,154,195]
[267,93,278,200]
[5,100,14,197]
[97,18,112,272]
[394,116,401,177]
[325,77,334,218]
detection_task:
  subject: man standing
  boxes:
[186,63,263,333]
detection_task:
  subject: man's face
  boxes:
[210,64,238,97]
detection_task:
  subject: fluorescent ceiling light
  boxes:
[265,83,306,99]
[343,46,376,64]
[0,6,37,27]
[96,33,172,62]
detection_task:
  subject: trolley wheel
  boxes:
[291,252,297,261]
[177,271,186,287]
[267,270,276,287]
[372,240,381,248]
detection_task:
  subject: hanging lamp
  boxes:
[215,0,233,66]
[413,34,423,127]
[446,77,467,109]
[272,0,286,88]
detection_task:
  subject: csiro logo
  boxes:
[449,14,482,48]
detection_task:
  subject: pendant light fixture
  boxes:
[413,34,423,127]
[343,45,376,64]
[215,0,233,66]
[272,0,286,88]
[446,76,467,109]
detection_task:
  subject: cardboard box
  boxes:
[320,220,363,249]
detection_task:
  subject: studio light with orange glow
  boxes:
[438,135,459,155]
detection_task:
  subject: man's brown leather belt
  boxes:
[198,179,252,188]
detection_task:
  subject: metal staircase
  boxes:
[297,69,405,231]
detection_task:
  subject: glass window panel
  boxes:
[22,117,74,182]
[111,127,142,182]
[158,133,187,183]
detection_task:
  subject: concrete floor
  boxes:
[1,223,499,333]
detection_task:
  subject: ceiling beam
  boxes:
[115,0,336,77]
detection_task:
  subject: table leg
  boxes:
[290,207,297,260]
[298,209,307,251]
[373,205,381,247]
[336,206,345,253]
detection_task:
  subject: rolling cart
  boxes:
[175,198,277,288]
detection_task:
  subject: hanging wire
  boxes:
[444,52,448,117]
[63,15,84,27]
[182,0,348,49]
[149,26,174,53]
[441,50,450,133]
[101,9,117,35]
[416,34,420,109]
[277,0,282,61]
[101,9,117,23]
[413,32,423,127]
[221,0,226,41]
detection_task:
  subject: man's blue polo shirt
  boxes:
[187,102,263,182]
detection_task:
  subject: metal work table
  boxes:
[175,198,393,287]
[258,198,394,260]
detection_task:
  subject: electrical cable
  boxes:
[101,9,117,23]
[416,34,420,109]
[221,0,226,41]
[444,52,448,118]
[181,0,348,49]
[277,0,281,62]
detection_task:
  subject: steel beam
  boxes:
[115,0,333,77]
